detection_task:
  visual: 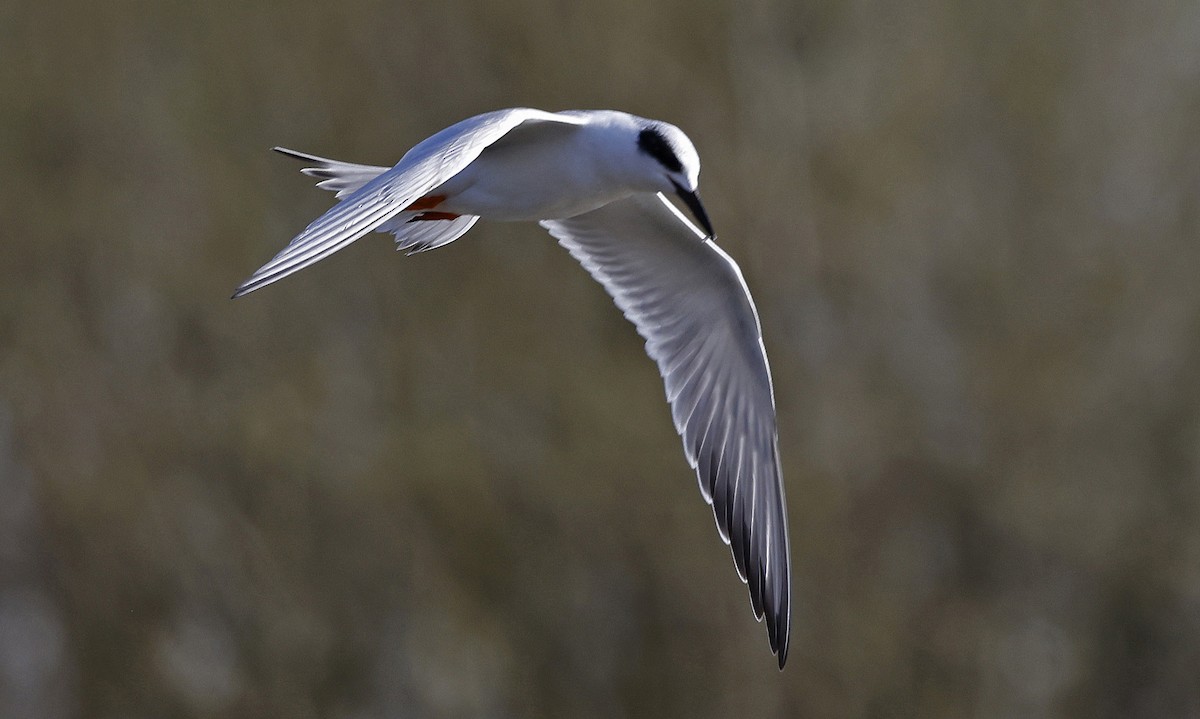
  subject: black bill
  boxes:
[671,179,715,239]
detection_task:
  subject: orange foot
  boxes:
[405,194,447,211]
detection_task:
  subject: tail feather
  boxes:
[379,213,480,255]
[273,147,391,198]
[271,146,478,255]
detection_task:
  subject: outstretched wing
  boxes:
[541,193,791,667]
[233,108,587,297]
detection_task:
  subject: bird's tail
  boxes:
[273,147,391,199]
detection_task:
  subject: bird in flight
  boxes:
[233,108,792,667]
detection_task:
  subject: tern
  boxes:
[233,108,791,667]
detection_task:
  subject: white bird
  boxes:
[233,108,792,667]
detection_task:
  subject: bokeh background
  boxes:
[3,0,1200,716]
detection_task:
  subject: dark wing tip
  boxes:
[773,591,791,669]
[706,446,791,668]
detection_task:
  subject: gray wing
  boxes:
[233,108,587,297]
[541,193,791,667]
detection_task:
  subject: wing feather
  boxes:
[234,109,586,297]
[541,193,791,667]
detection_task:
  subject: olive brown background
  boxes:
[2,0,1199,717]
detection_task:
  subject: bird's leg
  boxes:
[405,194,447,211]
[403,193,459,221]
[407,211,461,222]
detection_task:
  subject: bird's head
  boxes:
[633,122,714,238]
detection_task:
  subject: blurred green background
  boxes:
[3,0,1199,716]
